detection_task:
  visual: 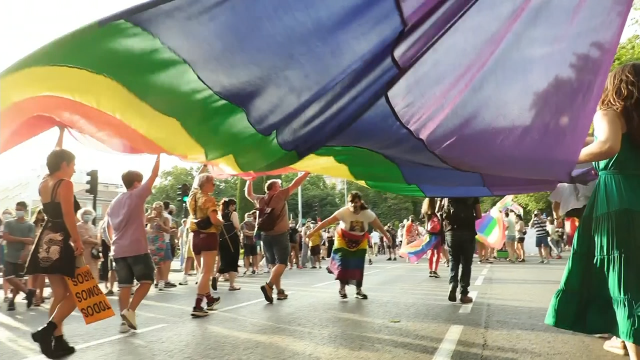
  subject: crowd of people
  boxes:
[4,62,640,359]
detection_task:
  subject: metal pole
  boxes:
[298,172,303,224]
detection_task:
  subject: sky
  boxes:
[0,1,638,188]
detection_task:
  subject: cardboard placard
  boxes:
[66,265,115,325]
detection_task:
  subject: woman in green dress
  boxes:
[545,63,640,359]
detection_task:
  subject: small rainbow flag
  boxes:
[475,212,506,249]
[399,234,440,263]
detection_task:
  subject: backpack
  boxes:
[442,198,476,230]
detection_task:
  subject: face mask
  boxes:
[82,215,93,222]
[15,211,25,218]
[2,214,12,221]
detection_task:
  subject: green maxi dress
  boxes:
[546,133,640,344]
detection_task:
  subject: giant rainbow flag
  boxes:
[0,0,631,197]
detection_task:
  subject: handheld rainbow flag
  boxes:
[399,234,440,263]
[476,212,506,249]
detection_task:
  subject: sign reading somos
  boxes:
[66,266,115,325]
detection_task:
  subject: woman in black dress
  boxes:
[26,148,83,359]
[217,198,241,291]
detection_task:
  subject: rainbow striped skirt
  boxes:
[328,228,368,286]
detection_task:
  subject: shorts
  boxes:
[112,253,155,287]
[387,241,397,250]
[192,231,219,255]
[310,244,321,256]
[506,235,517,242]
[517,237,525,243]
[3,261,25,279]
[244,243,258,257]
[99,257,115,282]
[535,236,549,248]
[164,244,173,262]
[262,232,290,266]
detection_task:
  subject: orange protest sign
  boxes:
[66,265,115,325]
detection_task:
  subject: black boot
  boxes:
[31,321,56,358]
[52,335,76,358]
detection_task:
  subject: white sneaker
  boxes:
[121,309,137,330]
[119,321,131,333]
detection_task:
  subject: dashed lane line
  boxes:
[459,291,478,314]
[432,325,464,360]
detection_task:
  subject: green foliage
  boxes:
[513,192,552,221]
[479,197,502,213]
[283,174,341,222]
[612,34,640,69]
[147,166,237,219]
[147,166,198,218]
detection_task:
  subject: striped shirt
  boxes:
[531,218,547,237]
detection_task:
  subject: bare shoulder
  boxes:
[594,110,626,131]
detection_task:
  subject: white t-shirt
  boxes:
[163,213,172,244]
[505,216,516,236]
[548,181,596,216]
[334,207,376,236]
[370,231,380,244]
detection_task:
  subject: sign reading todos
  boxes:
[66,265,115,325]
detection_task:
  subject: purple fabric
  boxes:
[389,0,631,185]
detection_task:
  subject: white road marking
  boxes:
[474,276,485,286]
[0,326,39,356]
[143,292,296,312]
[486,264,491,268]
[432,325,463,360]
[481,269,488,275]
[459,291,478,314]
[22,324,168,360]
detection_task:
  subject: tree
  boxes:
[513,192,552,221]
[612,34,640,69]
[147,166,198,218]
[480,196,502,213]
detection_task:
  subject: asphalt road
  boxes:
[0,255,620,360]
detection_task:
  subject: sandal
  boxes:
[260,283,274,303]
[276,289,288,300]
[229,286,241,291]
[603,337,628,356]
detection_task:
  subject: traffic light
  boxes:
[177,183,190,203]
[86,170,98,196]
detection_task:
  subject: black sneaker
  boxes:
[368,259,373,265]
[432,271,440,278]
[355,290,368,300]
[393,257,397,261]
[165,282,177,288]
[339,289,347,299]
[105,289,115,296]
[206,297,221,311]
[7,300,16,311]
[386,257,392,261]
[448,285,457,303]
[429,271,435,278]
[26,288,36,309]
[191,306,209,317]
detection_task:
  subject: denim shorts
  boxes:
[262,232,290,266]
[506,235,517,242]
[112,253,155,287]
[535,236,549,248]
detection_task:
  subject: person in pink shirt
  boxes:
[106,155,160,334]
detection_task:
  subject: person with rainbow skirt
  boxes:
[306,191,391,300]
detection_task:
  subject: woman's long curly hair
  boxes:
[598,62,640,147]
